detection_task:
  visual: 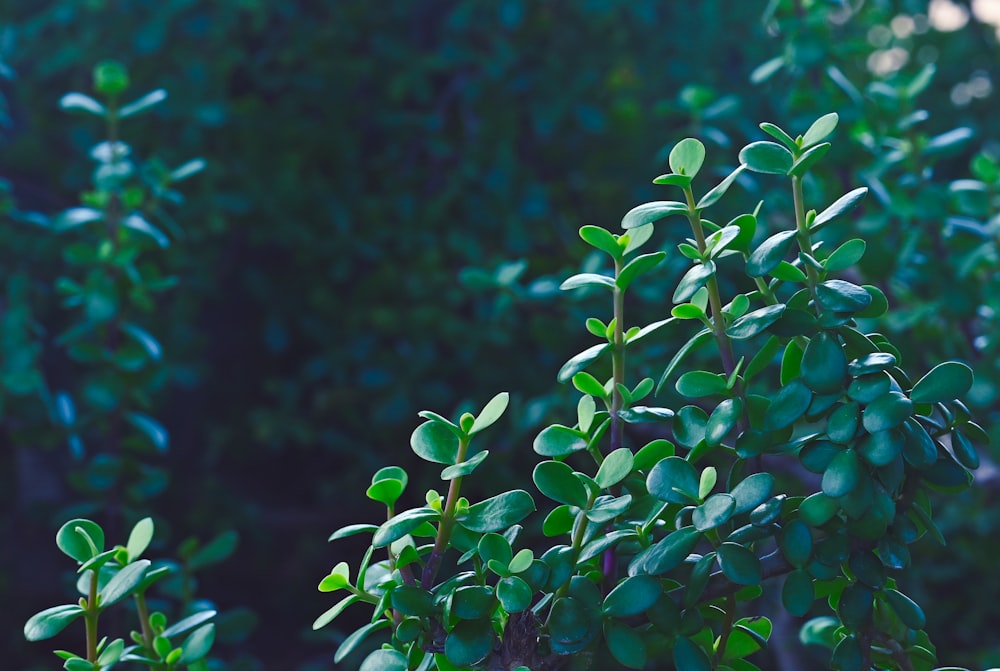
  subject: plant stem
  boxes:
[422,435,470,589]
[610,258,625,455]
[85,569,99,663]
[134,592,167,670]
[713,594,737,664]
[791,176,822,302]
[684,188,737,379]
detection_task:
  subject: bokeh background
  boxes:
[4,0,1000,669]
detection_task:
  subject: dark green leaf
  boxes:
[717,543,761,585]
[533,424,588,457]
[746,230,797,277]
[657,328,713,393]
[693,494,736,531]
[674,636,712,671]
[673,262,716,303]
[848,353,896,377]
[177,624,215,664]
[816,280,872,313]
[811,188,868,232]
[830,634,863,671]
[560,273,615,291]
[605,621,647,669]
[676,370,728,398]
[618,252,667,290]
[782,569,815,617]
[825,239,866,272]
[334,621,391,663]
[740,141,794,174]
[99,560,150,608]
[619,406,674,423]
[558,344,610,383]
[838,583,874,629]
[533,461,588,508]
[24,605,85,641]
[951,429,980,470]
[644,526,702,574]
[441,450,490,480]
[452,585,494,619]
[445,619,494,667]
[764,379,812,431]
[359,649,407,671]
[497,576,532,613]
[706,398,743,446]
[603,575,662,617]
[910,362,974,403]
[373,508,440,548]
[728,304,786,339]
[731,473,775,515]
[884,589,926,629]
[696,165,747,209]
[647,457,699,504]
[858,430,903,467]
[622,201,688,229]
[862,392,913,433]
[800,333,847,394]
[548,596,591,645]
[188,531,239,570]
[778,520,813,567]
[673,405,708,449]
[799,492,838,527]
[56,519,105,563]
[312,596,356,630]
[460,490,535,533]
[411,421,460,465]
[822,450,861,498]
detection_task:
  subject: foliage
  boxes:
[315,116,981,671]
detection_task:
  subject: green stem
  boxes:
[422,435,471,589]
[134,592,167,671]
[85,569,99,663]
[713,594,737,664]
[610,257,625,455]
[791,176,822,302]
[684,188,737,379]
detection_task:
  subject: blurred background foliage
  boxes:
[3,0,1000,669]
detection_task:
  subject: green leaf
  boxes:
[825,239,866,272]
[788,142,830,177]
[884,588,926,629]
[126,517,155,561]
[118,88,167,118]
[837,584,874,630]
[657,328,713,393]
[392,585,434,616]
[161,610,216,639]
[770,261,807,283]
[800,333,847,394]
[558,344,610,383]
[572,372,607,399]
[123,214,170,248]
[334,621,391,663]
[747,230,796,277]
[622,201,688,229]
[579,226,623,260]
[673,636,712,671]
[802,113,839,147]
[470,392,509,435]
[647,456,699,503]
[99,560,150,608]
[460,490,535,533]
[764,379,812,431]
[643,526,702,574]
[170,158,207,182]
[533,461,589,508]
[676,370,728,398]
[56,519,105,563]
[617,252,667,290]
[816,280,872,313]
[497,576,532,613]
[848,353,896,377]
[696,165,746,209]
[411,421,460,464]
[318,561,351,592]
[924,127,974,155]
[822,449,861,498]
[728,304,786,339]
[859,430,903,467]
[782,569,815,616]
[810,188,868,232]
[693,493,736,531]
[739,141,794,174]
[125,412,169,452]
[618,406,674,423]
[603,575,662,617]
[188,530,238,570]
[798,492,838,527]
[373,508,440,548]
[605,621,648,669]
[653,173,693,188]
[910,362,974,403]
[596,448,634,489]
[24,605,85,641]
[669,138,706,177]
[560,273,615,291]
[717,543,762,584]
[722,617,772,660]
[60,92,107,116]
[441,450,490,480]
[359,649,407,671]
[778,519,812,567]
[366,479,405,506]
[623,223,656,255]
[672,262,716,303]
[178,624,215,665]
[673,405,708,449]
[533,424,588,457]
[862,392,913,433]
[759,122,797,150]
[706,398,743,447]
[731,473,774,515]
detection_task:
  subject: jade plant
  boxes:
[314,112,983,671]
[24,517,217,670]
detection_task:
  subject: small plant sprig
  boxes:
[52,60,204,522]
[315,114,983,671]
[24,517,217,671]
